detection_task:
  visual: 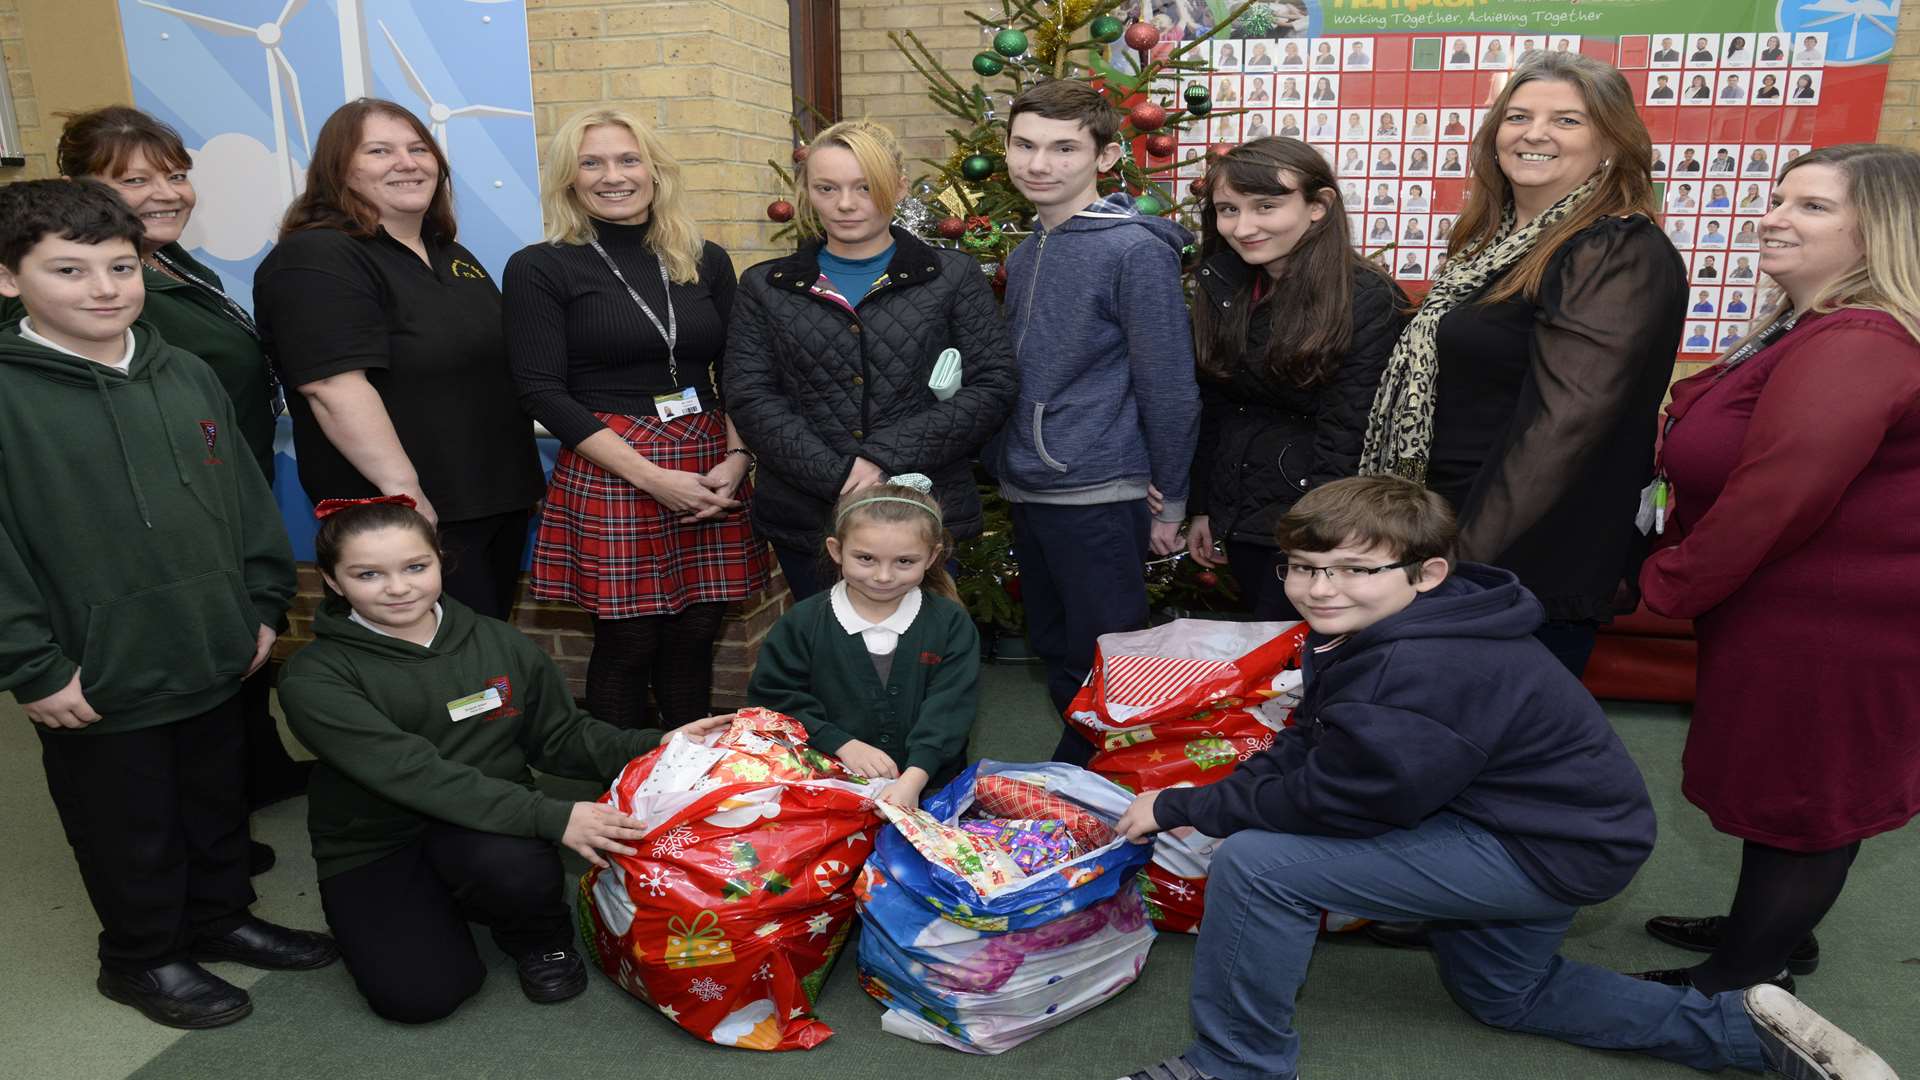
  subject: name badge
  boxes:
[447,686,503,722]
[653,387,703,420]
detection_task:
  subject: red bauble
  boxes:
[1144,133,1177,158]
[1123,21,1160,51]
[791,145,809,164]
[936,216,967,240]
[1190,177,1209,197]
[1129,101,1169,132]
[766,200,795,223]
[1195,570,1220,589]
[1209,141,1235,159]
[1003,575,1022,600]
[991,265,1009,295]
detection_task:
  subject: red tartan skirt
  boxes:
[530,411,772,617]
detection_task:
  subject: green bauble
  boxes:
[961,153,998,182]
[992,28,1029,57]
[972,52,1006,77]
[1136,193,1167,216]
[1184,82,1210,104]
[1185,96,1212,117]
[1089,15,1125,42]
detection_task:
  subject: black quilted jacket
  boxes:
[723,227,1017,551]
[1189,255,1407,546]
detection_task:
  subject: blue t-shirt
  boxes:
[818,244,895,305]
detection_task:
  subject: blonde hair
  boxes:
[540,107,704,283]
[1452,51,1659,304]
[829,483,959,603]
[1721,143,1920,354]
[794,119,905,239]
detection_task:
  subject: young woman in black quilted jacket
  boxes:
[724,120,1017,598]
[1185,137,1409,618]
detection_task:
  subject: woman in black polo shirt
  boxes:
[254,99,544,619]
[502,107,770,730]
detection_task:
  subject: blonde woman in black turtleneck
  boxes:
[503,107,770,732]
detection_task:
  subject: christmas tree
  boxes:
[766,0,1260,635]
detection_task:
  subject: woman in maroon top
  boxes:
[1632,144,1920,995]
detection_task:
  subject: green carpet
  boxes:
[4,664,1914,1079]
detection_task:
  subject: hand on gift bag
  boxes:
[562,802,649,869]
[837,738,900,780]
[1117,790,1165,844]
[876,767,930,810]
[666,712,736,743]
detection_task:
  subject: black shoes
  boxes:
[1362,920,1435,949]
[98,961,253,1029]
[516,946,587,1004]
[191,916,339,971]
[1744,984,1897,1079]
[1631,964,1795,994]
[1646,914,1821,974]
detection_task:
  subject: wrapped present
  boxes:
[1066,620,1364,935]
[956,817,1080,876]
[971,774,1117,850]
[664,910,734,969]
[858,761,1156,1053]
[579,709,881,1051]
[873,803,1026,896]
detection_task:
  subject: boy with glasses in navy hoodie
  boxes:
[996,78,1200,762]
[1113,477,1894,1080]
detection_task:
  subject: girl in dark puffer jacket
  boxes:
[1185,137,1409,618]
[724,120,1017,599]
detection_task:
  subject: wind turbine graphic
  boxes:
[1794,0,1900,61]
[378,20,532,167]
[137,0,310,204]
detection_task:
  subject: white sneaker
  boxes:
[1745,984,1899,1079]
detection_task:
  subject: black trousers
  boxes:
[319,823,571,1024]
[37,694,255,973]
[1224,541,1303,622]
[438,509,532,620]
[773,543,829,602]
[1009,500,1152,765]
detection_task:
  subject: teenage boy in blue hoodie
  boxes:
[0,180,335,1030]
[997,78,1201,762]
[1113,477,1894,1080]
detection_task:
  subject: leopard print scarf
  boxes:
[1358,179,1599,481]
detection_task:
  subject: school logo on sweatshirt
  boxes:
[485,675,520,718]
[197,420,223,465]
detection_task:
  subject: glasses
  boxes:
[1279,558,1420,583]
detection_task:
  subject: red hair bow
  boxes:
[313,494,419,520]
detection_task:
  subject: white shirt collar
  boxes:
[828,581,922,656]
[350,602,444,648]
[19,317,135,373]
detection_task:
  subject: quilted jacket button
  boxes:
[853,429,864,439]
[849,324,861,334]
[852,375,864,385]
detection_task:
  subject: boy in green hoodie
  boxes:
[0,179,336,1030]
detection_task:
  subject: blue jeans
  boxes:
[1007,500,1151,761]
[1185,814,1768,1080]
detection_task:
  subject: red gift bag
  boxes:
[1066,619,1360,933]
[578,708,881,1050]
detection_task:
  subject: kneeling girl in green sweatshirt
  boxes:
[747,474,981,810]
[278,497,726,1024]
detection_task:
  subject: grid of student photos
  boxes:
[1170,28,1838,354]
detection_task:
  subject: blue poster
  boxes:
[118,0,543,309]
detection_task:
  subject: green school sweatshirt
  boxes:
[2,243,278,481]
[280,596,663,879]
[0,320,296,733]
[746,589,980,780]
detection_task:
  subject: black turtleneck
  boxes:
[502,218,736,447]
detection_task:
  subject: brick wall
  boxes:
[1877,20,1920,148]
[527,0,795,271]
[838,0,989,167]
[0,0,49,177]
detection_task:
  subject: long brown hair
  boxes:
[56,106,191,179]
[1450,52,1658,303]
[280,99,457,241]
[1193,137,1388,387]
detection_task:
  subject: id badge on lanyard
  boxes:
[588,238,698,417]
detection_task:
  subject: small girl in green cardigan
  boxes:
[747,474,981,809]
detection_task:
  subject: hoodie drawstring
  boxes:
[90,364,154,528]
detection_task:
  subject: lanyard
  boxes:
[148,248,285,416]
[587,238,680,386]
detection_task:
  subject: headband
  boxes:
[313,494,418,520]
[834,473,939,525]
